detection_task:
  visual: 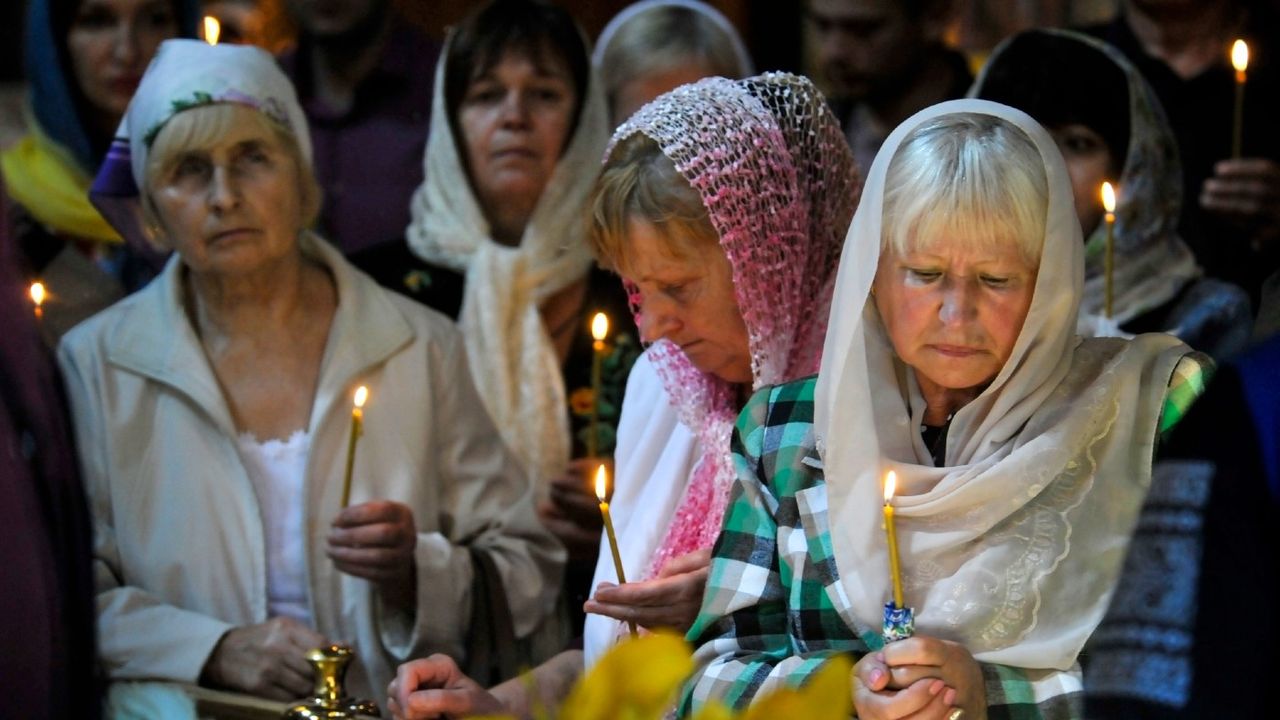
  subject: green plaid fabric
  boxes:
[680,376,1095,719]
[680,356,1210,717]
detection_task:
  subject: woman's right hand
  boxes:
[582,548,711,632]
[387,655,505,720]
[199,617,330,700]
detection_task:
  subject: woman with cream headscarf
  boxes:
[682,99,1209,719]
[61,38,561,707]
[379,0,638,629]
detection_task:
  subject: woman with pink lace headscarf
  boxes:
[386,73,858,719]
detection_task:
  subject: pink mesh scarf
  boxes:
[607,74,859,579]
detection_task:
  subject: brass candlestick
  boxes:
[282,645,379,719]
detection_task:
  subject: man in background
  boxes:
[806,0,971,173]
[281,0,440,254]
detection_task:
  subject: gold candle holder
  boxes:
[281,644,378,719]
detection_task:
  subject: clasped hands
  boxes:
[852,635,987,720]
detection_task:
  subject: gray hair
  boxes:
[882,112,1048,264]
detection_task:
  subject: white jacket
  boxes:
[57,236,564,699]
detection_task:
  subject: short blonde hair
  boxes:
[587,132,718,275]
[882,113,1048,264]
[143,103,322,246]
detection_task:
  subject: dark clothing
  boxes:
[0,191,100,719]
[828,47,973,173]
[280,21,440,255]
[1084,12,1280,307]
[1086,334,1280,719]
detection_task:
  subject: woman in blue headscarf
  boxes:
[0,0,198,343]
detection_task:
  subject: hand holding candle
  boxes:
[29,282,45,321]
[882,471,914,642]
[1100,182,1117,319]
[595,463,638,637]
[587,312,609,458]
[340,386,368,508]
[1232,39,1248,158]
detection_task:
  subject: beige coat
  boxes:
[57,236,564,699]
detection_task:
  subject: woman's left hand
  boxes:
[328,501,418,592]
[582,548,710,632]
[877,635,988,720]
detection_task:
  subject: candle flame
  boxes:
[354,385,368,408]
[1232,39,1249,73]
[883,471,896,504]
[1100,181,1116,214]
[29,282,46,307]
[203,16,221,45]
[594,463,609,502]
[591,312,609,342]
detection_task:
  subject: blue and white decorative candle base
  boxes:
[882,602,915,642]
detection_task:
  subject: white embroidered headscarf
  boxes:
[970,29,1200,338]
[405,29,610,487]
[815,99,1190,671]
[610,74,858,580]
[89,39,311,251]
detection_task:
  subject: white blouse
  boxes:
[235,430,313,627]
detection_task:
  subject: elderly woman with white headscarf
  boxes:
[59,39,562,705]
[680,99,1209,719]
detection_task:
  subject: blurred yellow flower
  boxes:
[482,632,852,720]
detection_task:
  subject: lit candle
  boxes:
[1101,182,1117,319]
[340,386,368,508]
[1231,39,1249,158]
[29,282,46,321]
[595,463,638,637]
[883,471,905,609]
[587,312,609,458]
[203,16,221,45]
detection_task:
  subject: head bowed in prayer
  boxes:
[816,98,1188,671]
[971,29,1206,339]
[593,0,755,125]
[89,38,316,256]
[588,72,858,578]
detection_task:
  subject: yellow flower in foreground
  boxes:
[560,632,694,720]
[738,654,852,720]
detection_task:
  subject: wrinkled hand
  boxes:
[328,500,417,601]
[853,636,987,720]
[538,459,605,562]
[200,617,330,700]
[582,548,710,632]
[1200,158,1280,251]
[387,654,505,720]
